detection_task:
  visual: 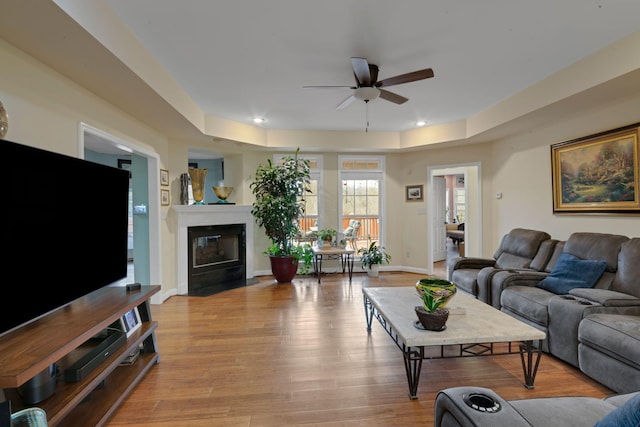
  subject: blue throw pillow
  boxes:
[536,253,607,294]
[594,392,640,427]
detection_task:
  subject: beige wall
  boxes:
[2,37,638,297]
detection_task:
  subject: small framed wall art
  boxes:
[406,184,424,202]
[160,169,169,186]
[161,189,170,206]
[119,307,142,338]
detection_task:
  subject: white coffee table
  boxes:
[311,246,355,283]
[363,287,546,399]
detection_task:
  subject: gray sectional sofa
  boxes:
[434,386,640,427]
[447,228,556,305]
[449,231,640,394]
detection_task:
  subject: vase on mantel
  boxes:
[188,168,208,205]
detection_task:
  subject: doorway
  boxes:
[427,163,481,277]
[80,123,162,299]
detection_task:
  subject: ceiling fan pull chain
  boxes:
[365,100,370,132]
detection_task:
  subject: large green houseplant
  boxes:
[250,148,313,282]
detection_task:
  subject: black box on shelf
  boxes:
[62,329,126,382]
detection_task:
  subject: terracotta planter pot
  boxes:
[269,255,299,283]
[415,306,449,331]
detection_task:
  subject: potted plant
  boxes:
[358,241,391,277]
[414,278,457,331]
[317,228,337,247]
[250,148,313,282]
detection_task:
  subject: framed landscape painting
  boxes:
[551,123,640,214]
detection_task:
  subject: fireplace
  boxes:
[172,205,255,296]
[188,224,246,296]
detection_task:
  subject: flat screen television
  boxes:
[0,138,130,336]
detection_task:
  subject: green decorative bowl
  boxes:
[415,278,457,308]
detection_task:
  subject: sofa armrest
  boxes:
[450,257,496,270]
[447,257,496,281]
[434,387,531,427]
[568,288,640,307]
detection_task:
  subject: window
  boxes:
[339,156,385,250]
[454,188,466,223]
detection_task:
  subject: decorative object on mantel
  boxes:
[213,185,234,203]
[0,100,8,138]
[188,167,208,205]
[180,173,189,205]
[414,278,457,331]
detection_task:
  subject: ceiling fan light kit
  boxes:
[353,87,380,101]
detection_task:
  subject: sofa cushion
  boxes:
[563,232,629,273]
[510,397,616,427]
[594,392,640,427]
[501,286,555,327]
[611,238,640,298]
[452,268,481,296]
[536,253,607,294]
[578,314,640,370]
[493,228,551,269]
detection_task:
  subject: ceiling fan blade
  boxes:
[379,89,408,104]
[351,57,371,86]
[303,85,356,89]
[336,94,357,110]
[375,68,434,88]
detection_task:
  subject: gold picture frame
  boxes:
[161,189,170,206]
[406,184,424,202]
[160,169,169,186]
[551,122,640,214]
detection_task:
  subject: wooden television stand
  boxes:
[0,285,160,427]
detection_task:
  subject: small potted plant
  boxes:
[358,241,391,277]
[317,228,337,247]
[414,278,457,331]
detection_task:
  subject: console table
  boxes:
[311,246,355,283]
[0,285,160,426]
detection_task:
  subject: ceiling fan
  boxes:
[304,57,434,110]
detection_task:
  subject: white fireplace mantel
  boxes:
[172,205,254,295]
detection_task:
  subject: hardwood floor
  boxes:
[105,270,611,426]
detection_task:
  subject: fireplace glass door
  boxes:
[188,224,246,296]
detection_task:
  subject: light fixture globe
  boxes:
[353,87,380,102]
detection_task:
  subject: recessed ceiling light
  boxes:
[253,117,265,124]
[416,121,427,127]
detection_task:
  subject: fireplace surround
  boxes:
[172,205,254,295]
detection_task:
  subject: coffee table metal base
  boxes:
[364,293,543,399]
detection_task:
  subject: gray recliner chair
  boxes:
[448,228,555,306]
[434,386,640,427]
